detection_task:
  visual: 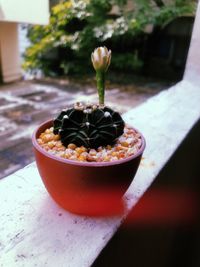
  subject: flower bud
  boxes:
[91,46,111,72]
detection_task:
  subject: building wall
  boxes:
[0,0,49,83]
[0,22,21,83]
[0,0,49,25]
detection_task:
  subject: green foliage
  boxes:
[111,52,143,72]
[23,0,196,76]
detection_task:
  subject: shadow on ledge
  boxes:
[92,119,200,267]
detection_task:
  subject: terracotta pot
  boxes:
[32,120,146,216]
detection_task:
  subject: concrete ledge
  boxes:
[1,79,200,266]
[0,163,122,267]
[123,80,200,205]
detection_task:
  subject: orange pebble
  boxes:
[55,141,62,148]
[54,134,60,141]
[119,152,125,158]
[59,152,65,158]
[45,129,51,134]
[111,151,118,157]
[87,155,95,162]
[115,145,123,151]
[103,156,111,162]
[68,143,77,150]
[48,142,55,149]
[64,152,70,159]
[44,134,54,142]
[78,154,87,161]
[89,149,97,156]
[121,141,129,147]
[75,147,86,154]
[80,146,87,152]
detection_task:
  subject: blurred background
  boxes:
[23,0,196,80]
[0,1,199,266]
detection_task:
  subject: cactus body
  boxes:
[53,104,125,149]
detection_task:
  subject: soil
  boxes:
[37,125,142,163]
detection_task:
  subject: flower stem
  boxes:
[96,71,105,105]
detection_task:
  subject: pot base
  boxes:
[50,189,125,216]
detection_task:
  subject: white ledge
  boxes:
[1,79,200,267]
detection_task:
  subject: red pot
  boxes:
[32,120,146,216]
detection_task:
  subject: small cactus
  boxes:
[54,103,124,148]
[53,47,125,148]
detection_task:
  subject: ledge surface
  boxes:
[0,80,200,267]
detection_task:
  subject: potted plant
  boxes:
[32,47,146,216]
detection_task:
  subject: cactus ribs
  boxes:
[53,103,125,149]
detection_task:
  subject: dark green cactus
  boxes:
[53,103,125,149]
[53,47,125,148]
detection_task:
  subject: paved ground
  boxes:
[0,77,172,179]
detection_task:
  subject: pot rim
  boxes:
[32,119,146,167]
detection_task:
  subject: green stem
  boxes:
[96,71,105,105]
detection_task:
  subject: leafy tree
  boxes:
[23,0,196,76]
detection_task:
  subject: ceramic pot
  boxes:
[32,120,146,216]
